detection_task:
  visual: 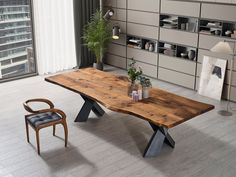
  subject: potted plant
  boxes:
[138,76,152,98]
[127,59,142,96]
[83,10,112,70]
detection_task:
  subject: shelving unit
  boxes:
[158,2,199,89]
[104,0,236,101]
[199,19,236,39]
[160,15,198,33]
[127,35,158,53]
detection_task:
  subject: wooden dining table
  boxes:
[45,68,214,157]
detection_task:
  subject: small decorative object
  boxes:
[231,30,236,38]
[225,30,232,37]
[132,91,139,102]
[185,23,189,31]
[180,23,186,30]
[214,30,221,36]
[149,43,154,52]
[188,50,196,60]
[138,76,152,99]
[138,89,142,100]
[145,42,149,50]
[127,59,142,96]
[180,52,188,58]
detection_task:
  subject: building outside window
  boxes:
[0,0,36,80]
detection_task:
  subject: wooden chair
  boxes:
[23,98,68,155]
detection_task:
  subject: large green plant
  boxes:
[83,10,112,64]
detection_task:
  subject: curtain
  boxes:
[73,0,99,68]
[33,0,77,74]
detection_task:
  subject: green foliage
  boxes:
[83,10,112,63]
[138,76,152,88]
[127,59,143,83]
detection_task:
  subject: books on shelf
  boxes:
[127,44,141,49]
[128,39,141,44]
[162,16,178,24]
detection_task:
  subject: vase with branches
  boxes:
[127,59,142,96]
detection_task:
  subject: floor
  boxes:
[0,66,236,177]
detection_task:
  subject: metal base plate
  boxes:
[218,110,233,116]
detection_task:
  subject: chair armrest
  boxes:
[23,98,54,114]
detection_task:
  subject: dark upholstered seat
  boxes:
[27,112,61,127]
[23,98,68,155]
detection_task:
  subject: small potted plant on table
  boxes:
[127,60,142,96]
[138,76,152,99]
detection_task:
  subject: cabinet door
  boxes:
[127,48,158,65]
[127,59,158,78]
[160,28,198,47]
[198,49,236,71]
[105,54,126,69]
[161,0,200,17]
[232,0,236,5]
[127,0,160,13]
[109,8,126,22]
[201,3,236,21]
[159,54,196,75]
[158,67,195,89]
[127,10,159,26]
[199,34,236,51]
[222,85,236,102]
[127,23,159,40]
[107,43,126,57]
[104,0,126,9]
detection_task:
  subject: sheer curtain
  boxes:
[33,0,77,74]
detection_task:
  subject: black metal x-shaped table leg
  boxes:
[74,95,105,122]
[143,122,175,157]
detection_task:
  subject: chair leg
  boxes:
[25,118,29,143]
[36,130,40,155]
[53,125,56,136]
[62,122,68,147]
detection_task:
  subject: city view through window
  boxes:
[0,0,36,80]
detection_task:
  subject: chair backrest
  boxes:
[23,99,66,120]
[23,102,35,113]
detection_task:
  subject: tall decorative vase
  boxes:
[188,50,196,60]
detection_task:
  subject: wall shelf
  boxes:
[127,35,158,53]
[160,14,198,33]
[104,0,236,100]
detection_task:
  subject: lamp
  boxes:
[211,40,235,116]
[112,25,121,39]
[103,9,114,20]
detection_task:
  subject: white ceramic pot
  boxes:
[142,87,150,99]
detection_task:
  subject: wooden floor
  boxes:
[0,66,236,177]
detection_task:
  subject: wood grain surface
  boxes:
[45,68,214,128]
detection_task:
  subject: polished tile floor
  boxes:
[0,66,236,177]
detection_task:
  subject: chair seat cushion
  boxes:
[27,112,61,127]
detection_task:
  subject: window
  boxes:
[0,0,36,80]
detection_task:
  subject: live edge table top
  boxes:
[45,68,214,129]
